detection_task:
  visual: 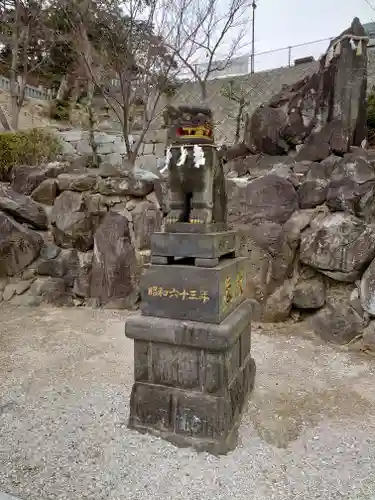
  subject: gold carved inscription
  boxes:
[224,276,233,305]
[222,271,244,309]
[148,286,210,303]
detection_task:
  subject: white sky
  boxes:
[251,0,375,71]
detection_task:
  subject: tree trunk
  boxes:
[56,75,69,101]
[87,80,100,168]
[0,105,12,131]
[199,81,208,104]
[10,37,20,130]
[10,0,21,130]
[235,99,245,143]
[10,89,20,130]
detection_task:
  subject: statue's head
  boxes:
[166,105,214,144]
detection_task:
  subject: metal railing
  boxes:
[176,36,333,80]
[0,74,48,100]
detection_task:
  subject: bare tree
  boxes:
[57,0,250,168]
[58,0,198,167]
[168,0,251,101]
[220,79,249,143]
[0,0,52,129]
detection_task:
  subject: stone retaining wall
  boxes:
[56,128,166,174]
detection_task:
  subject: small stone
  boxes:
[21,268,37,281]
[14,280,33,295]
[30,277,67,303]
[0,184,48,229]
[309,301,368,345]
[31,179,58,205]
[262,278,296,322]
[293,272,326,309]
[0,278,7,292]
[126,199,137,211]
[96,177,154,197]
[362,321,375,350]
[97,163,128,178]
[146,191,161,210]
[40,243,61,260]
[57,172,98,192]
[11,293,43,306]
[2,284,16,301]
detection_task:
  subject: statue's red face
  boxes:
[167,107,214,145]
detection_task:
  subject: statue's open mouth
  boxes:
[176,125,213,139]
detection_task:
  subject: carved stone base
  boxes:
[140,257,248,324]
[151,230,238,261]
[125,300,256,455]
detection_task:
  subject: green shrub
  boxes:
[367,86,375,131]
[49,99,71,121]
[0,128,62,180]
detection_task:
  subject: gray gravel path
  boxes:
[1,306,375,500]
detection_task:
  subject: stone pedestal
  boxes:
[125,229,256,454]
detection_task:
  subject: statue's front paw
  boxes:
[165,210,184,225]
[189,209,212,225]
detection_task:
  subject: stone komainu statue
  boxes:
[162,105,227,226]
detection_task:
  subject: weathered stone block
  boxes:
[128,354,256,454]
[165,222,228,234]
[140,257,247,324]
[126,299,253,350]
[143,143,155,155]
[151,230,237,260]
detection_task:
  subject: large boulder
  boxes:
[292,267,326,309]
[0,183,48,229]
[0,211,43,277]
[90,211,138,307]
[227,175,299,226]
[57,172,98,192]
[326,154,375,213]
[96,176,154,197]
[10,162,71,195]
[73,251,93,298]
[244,18,367,158]
[360,258,375,316]
[300,212,375,282]
[225,153,295,178]
[37,249,79,288]
[131,201,163,250]
[50,191,96,251]
[240,209,314,312]
[244,73,321,155]
[31,179,58,205]
[297,161,336,208]
[309,281,369,344]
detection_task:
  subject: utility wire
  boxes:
[364,0,375,13]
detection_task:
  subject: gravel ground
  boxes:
[1,305,375,500]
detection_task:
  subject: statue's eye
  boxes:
[185,114,191,121]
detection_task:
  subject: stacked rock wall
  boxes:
[224,147,375,350]
[57,128,166,175]
[0,159,162,308]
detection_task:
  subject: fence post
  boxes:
[288,46,292,67]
